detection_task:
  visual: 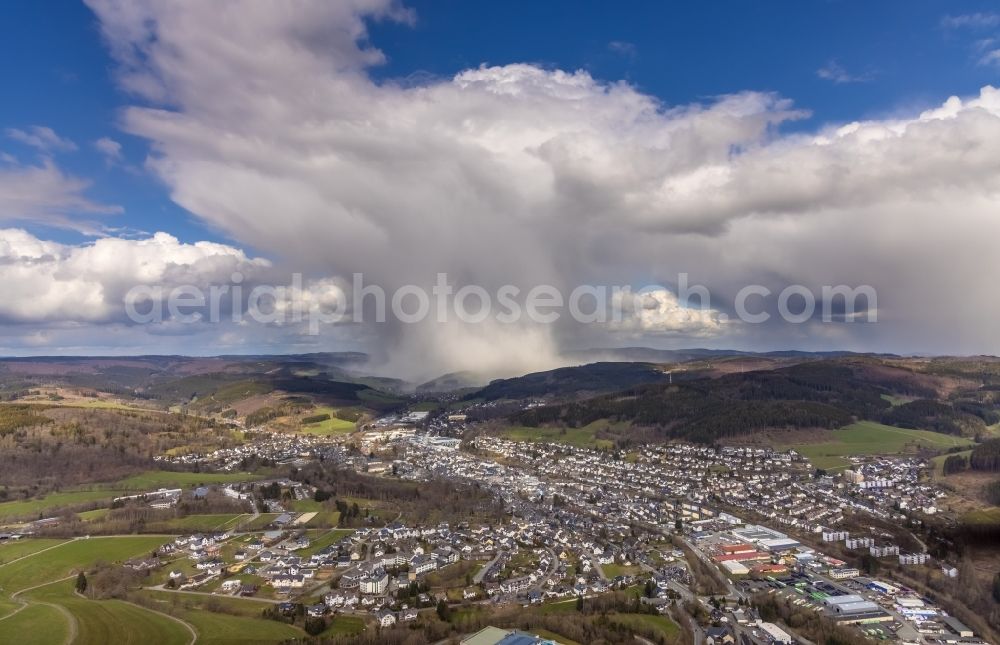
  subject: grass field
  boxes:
[321,615,366,637]
[78,508,111,522]
[0,538,68,563]
[284,501,341,527]
[0,601,71,644]
[881,394,916,407]
[961,507,1000,525]
[931,449,974,476]
[172,606,303,644]
[289,499,324,513]
[299,407,356,436]
[0,470,263,522]
[424,560,481,589]
[608,612,680,639]
[502,420,616,449]
[21,397,151,412]
[299,529,353,557]
[601,562,641,578]
[0,540,321,644]
[304,510,341,527]
[244,513,280,530]
[23,580,192,645]
[111,470,261,490]
[0,536,167,594]
[0,490,117,521]
[147,513,248,532]
[782,421,975,470]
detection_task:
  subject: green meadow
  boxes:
[784,421,975,470]
[0,536,166,595]
[0,469,265,523]
[0,537,319,644]
[146,514,250,533]
[0,601,72,645]
[502,420,618,449]
[140,589,314,643]
[0,538,68,563]
[0,490,118,522]
[608,613,681,640]
[298,529,354,557]
[298,406,356,436]
[23,580,192,645]
[111,470,262,490]
[320,615,366,637]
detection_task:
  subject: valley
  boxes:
[0,352,997,644]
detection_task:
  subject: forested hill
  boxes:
[511,360,1000,444]
[469,362,671,401]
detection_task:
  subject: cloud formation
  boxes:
[942,13,1000,30]
[816,60,874,84]
[6,126,77,153]
[0,227,376,356]
[0,229,268,323]
[607,41,638,59]
[94,136,123,163]
[0,159,120,230]
[66,0,1000,376]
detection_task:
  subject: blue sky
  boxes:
[2,0,998,248]
[2,1,1000,369]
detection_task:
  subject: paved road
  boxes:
[473,551,503,584]
[529,547,558,593]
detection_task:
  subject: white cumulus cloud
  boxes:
[54,0,1000,375]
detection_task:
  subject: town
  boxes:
[6,409,983,645]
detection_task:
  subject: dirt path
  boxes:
[0,601,27,622]
[7,575,78,644]
[42,601,79,645]
[0,538,72,568]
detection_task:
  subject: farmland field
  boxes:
[502,420,617,449]
[0,536,167,594]
[298,406,356,436]
[146,513,249,532]
[24,581,192,645]
[110,470,262,490]
[0,470,263,521]
[961,507,1000,525]
[168,606,303,644]
[0,490,116,521]
[782,421,975,471]
[0,601,71,645]
[931,449,974,476]
[0,538,68,563]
